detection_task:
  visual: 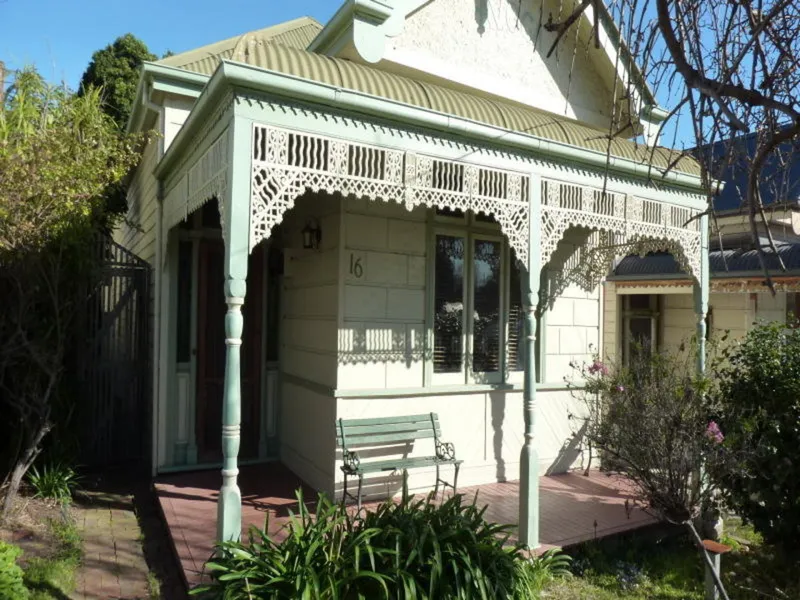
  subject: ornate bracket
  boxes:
[541,180,703,303]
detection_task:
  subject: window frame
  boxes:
[621,294,660,365]
[427,210,524,386]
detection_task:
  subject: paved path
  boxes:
[72,492,151,600]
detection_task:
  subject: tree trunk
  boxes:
[1,419,50,521]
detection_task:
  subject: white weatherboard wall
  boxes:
[279,192,342,494]
[115,136,159,264]
[334,198,600,499]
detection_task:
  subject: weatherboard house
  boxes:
[118,1,710,548]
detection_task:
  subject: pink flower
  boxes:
[616,385,625,393]
[706,421,724,444]
[588,360,609,376]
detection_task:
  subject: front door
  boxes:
[195,240,264,463]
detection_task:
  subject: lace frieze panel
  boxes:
[541,178,703,298]
[250,124,532,264]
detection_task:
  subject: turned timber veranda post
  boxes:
[693,214,710,376]
[217,116,251,543]
[519,173,542,548]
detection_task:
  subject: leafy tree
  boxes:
[0,67,141,519]
[709,321,800,552]
[79,33,156,129]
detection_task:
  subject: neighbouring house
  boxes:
[604,130,800,362]
[117,1,710,548]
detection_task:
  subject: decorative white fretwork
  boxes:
[541,179,702,296]
[250,125,532,264]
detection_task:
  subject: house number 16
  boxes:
[349,254,363,278]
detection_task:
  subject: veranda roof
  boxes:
[156,18,701,178]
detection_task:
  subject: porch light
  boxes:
[302,219,322,250]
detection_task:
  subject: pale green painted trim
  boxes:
[151,184,165,477]
[519,171,542,549]
[127,62,209,134]
[154,61,707,193]
[216,115,253,543]
[152,79,202,99]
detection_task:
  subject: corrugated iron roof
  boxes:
[157,17,322,74]
[612,245,800,278]
[159,18,702,177]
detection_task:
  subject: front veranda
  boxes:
[152,60,710,551]
[155,463,658,587]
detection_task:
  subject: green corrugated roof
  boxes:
[163,18,701,177]
[157,17,322,75]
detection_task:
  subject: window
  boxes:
[621,294,659,365]
[431,211,533,384]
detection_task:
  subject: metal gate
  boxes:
[79,237,151,469]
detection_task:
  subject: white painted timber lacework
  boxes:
[540,179,702,291]
[250,125,531,263]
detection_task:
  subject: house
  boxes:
[604,130,800,362]
[117,0,709,549]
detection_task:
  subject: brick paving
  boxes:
[72,492,151,600]
[155,463,658,590]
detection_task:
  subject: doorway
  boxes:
[195,240,264,463]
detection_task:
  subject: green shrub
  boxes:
[0,541,29,600]
[570,348,714,524]
[709,321,800,550]
[194,490,569,599]
[26,462,80,502]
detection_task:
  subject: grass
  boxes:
[540,518,800,600]
[23,515,83,599]
[147,570,161,599]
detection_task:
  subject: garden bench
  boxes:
[336,412,463,509]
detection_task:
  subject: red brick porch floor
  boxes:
[155,463,657,589]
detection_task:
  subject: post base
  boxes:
[518,443,540,549]
[216,483,242,543]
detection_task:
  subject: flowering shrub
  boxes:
[708,321,800,550]
[569,347,717,524]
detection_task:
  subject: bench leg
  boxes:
[453,463,460,495]
[357,474,364,512]
[435,463,440,497]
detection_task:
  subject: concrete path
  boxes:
[72,492,151,600]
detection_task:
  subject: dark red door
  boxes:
[196,240,263,463]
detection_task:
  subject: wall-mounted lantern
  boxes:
[302,219,322,250]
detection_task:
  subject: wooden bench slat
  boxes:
[341,422,435,435]
[354,456,460,473]
[337,430,436,446]
[339,414,436,427]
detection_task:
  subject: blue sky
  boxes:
[0,0,337,88]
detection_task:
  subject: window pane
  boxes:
[628,316,654,363]
[508,262,525,372]
[473,240,501,373]
[434,235,465,373]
